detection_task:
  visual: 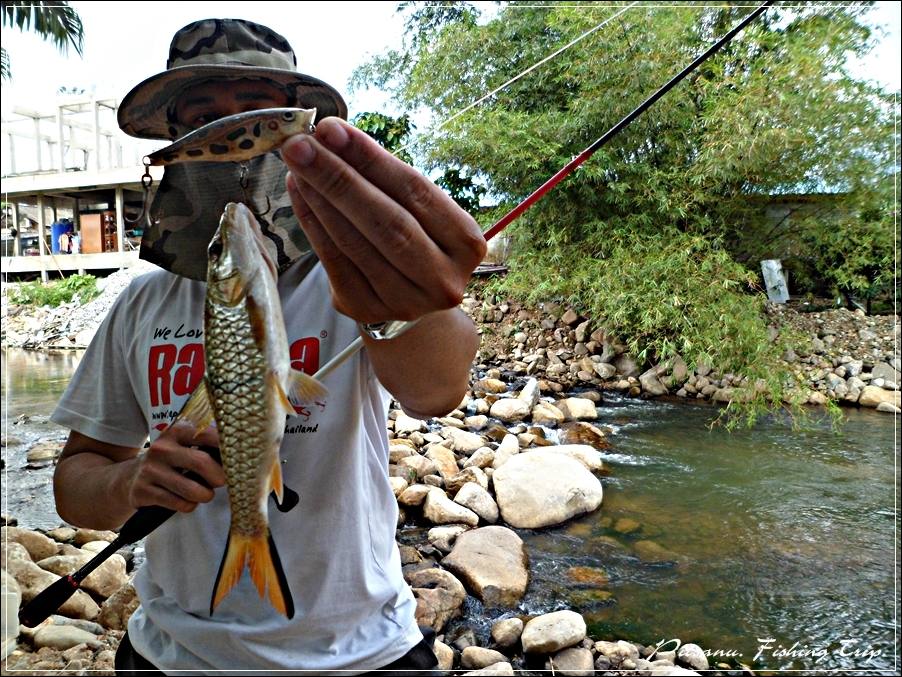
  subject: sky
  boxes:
[1,0,900,166]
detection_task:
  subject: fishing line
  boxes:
[391,1,641,159]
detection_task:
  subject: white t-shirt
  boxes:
[51,261,422,674]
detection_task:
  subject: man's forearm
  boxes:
[364,308,478,419]
[54,450,140,530]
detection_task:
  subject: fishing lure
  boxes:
[145,107,317,166]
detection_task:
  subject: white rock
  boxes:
[491,617,524,648]
[555,398,598,420]
[454,482,499,523]
[463,447,495,469]
[398,484,431,507]
[462,662,515,676]
[423,488,479,526]
[389,476,409,497]
[517,378,541,409]
[677,643,709,671]
[521,610,586,653]
[426,445,461,480]
[427,525,470,553]
[395,413,428,434]
[548,647,594,676]
[531,401,565,426]
[461,646,509,669]
[444,428,487,454]
[442,526,529,607]
[489,398,531,422]
[524,444,602,472]
[493,451,603,529]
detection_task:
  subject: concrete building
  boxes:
[1,95,162,280]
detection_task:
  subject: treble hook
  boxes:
[125,159,156,230]
[237,162,271,218]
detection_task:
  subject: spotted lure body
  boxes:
[146,107,316,166]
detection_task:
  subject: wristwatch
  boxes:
[357,319,418,341]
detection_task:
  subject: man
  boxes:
[51,18,485,675]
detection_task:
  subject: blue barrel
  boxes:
[51,221,74,254]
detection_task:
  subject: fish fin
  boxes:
[173,380,214,433]
[210,531,245,615]
[269,456,284,505]
[288,370,328,407]
[209,530,294,619]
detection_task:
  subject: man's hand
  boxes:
[54,424,226,530]
[126,423,226,514]
[282,117,487,324]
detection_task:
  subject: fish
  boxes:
[174,202,326,619]
[145,107,317,166]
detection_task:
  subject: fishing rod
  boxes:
[18,446,300,627]
[311,0,776,383]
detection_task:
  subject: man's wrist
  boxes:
[357,319,419,341]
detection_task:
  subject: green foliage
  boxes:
[352,111,415,164]
[11,274,99,307]
[353,1,896,425]
[436,167,486,214]
[1,1,84,81]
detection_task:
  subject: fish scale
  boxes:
[205,300,271,537]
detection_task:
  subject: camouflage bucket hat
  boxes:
[118,18,347,140]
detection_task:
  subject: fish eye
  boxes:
[282,112,295,121]
[208,239,223,260]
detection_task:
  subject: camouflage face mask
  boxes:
[140,152,311,280]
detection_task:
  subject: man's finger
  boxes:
[282,133,451,272]
[307,118,486,264]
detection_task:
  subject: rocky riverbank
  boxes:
[3,383,733,675]
[3,268,900,413]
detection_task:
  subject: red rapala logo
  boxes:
[149,337,321,407]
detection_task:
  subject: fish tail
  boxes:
[210,530,294,619]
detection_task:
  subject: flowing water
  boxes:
[3,348,899,671]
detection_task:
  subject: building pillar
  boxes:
[115,186,125,256]
[37,194,48,282]
[11,201,21,256]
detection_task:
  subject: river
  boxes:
[2,348,898,672]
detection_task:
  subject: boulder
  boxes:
[395,413,428,434]
[461,647,509,670]
[97,582,140,631]
[859,386,901,409]
[554,398,598,421]
[423,488,479,527]
[677,643,710,671]
[531,402,565,426]
[1,527,59,561]
[406,568,466,632]
[462,662,515,676]
[489,398,531,422]
[454,483,499,524]
[639,367,668,396]
[491,617,524,648]
[443,428,487,454]
[493,451,603,529]
[548,647,594,676]
[521,610,586,653]
[524,445,602,472]
[442,526,529,607]
[37,553,127,600]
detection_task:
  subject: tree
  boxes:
[1,1,84,81]
[352,1,898,420]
